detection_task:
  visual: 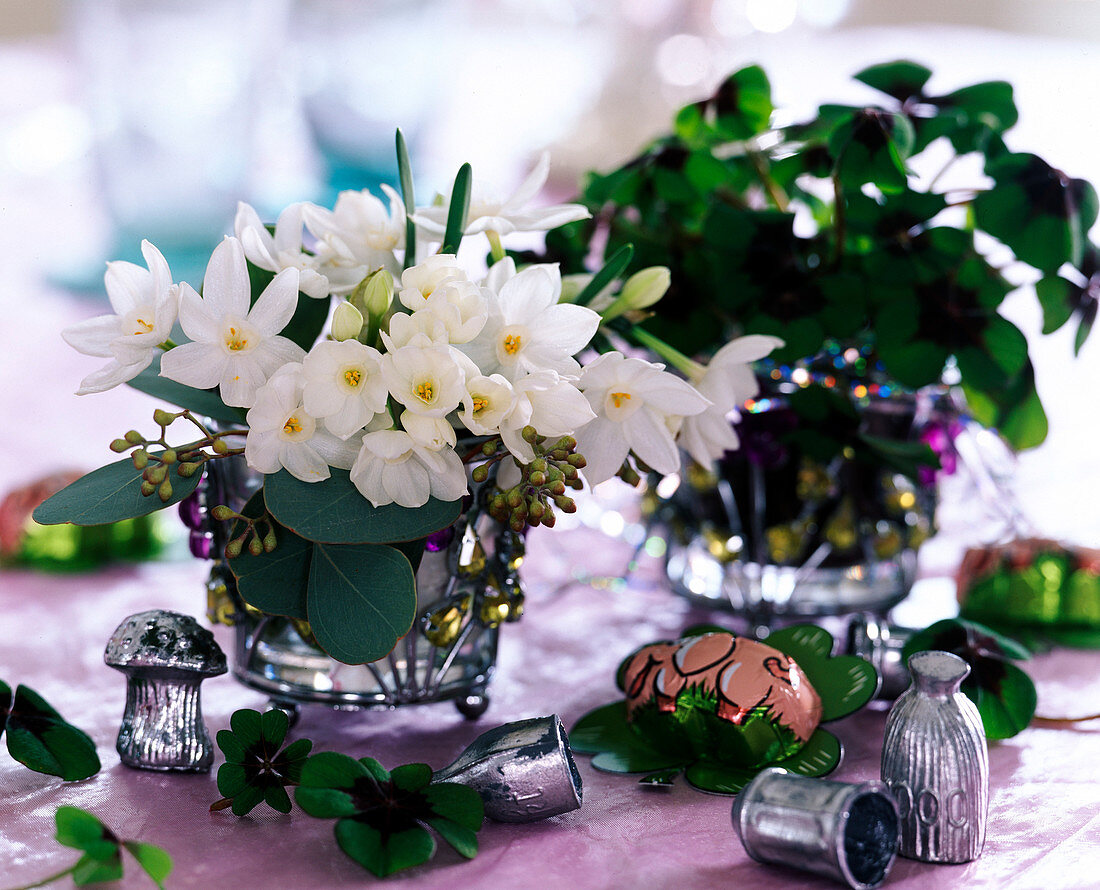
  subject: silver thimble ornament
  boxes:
[881,650,989,863]
[732,768,900,890]
[433,715,583,822]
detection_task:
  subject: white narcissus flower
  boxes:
[234,202,330,299]
[413,152,590,237]
[245,363,360,482]
[399,410,457,450]
[419,278,488,345]
[303,185,405,294]
[301,339,389,439]
[461,265,599,381]
[397,254,467,309]
[350,429,468,508]
[459,374,515,436]
[677,335,785,467]
[160,237,305,408]
[574,352,710,485]
[500,370,595,463]
[382,343,468,418]
[63,240,179,394]
[380,311,450,351]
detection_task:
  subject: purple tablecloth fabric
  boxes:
[2,542,1099,890]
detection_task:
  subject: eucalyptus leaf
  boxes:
[264,468,462,544]
[32,455,203,527]
[307,543,417,664]
[227,492,311,620]
[126,353,244,425]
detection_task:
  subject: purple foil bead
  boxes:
[425,526,456,552]
[189,531,214,560]
[178,492,205,531]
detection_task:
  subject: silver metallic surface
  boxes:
[104,610,226,772]
[732,768,900,890]
[881,650,989,863]
[433,715,583,822]
[846,613,914,700]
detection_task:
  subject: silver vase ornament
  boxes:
[105,610,227,772]
[732,768,900,890]
[433,715,583,822]
[881,650,989,863]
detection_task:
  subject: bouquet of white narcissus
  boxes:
[35,136,782,664]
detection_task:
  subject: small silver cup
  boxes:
[433,715,583,822]
[732,769,900,890]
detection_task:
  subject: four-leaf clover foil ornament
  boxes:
[295,752,484,877]
[211,709,313,815]
[571,625,878,794]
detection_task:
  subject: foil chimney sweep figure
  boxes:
[880,650,989,863]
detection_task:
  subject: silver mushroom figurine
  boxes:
[105,609,227,772]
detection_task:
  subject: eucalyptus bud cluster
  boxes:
[212,505,278,559]
[487,430,587,533]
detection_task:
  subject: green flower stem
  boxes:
[831,172,846,266]
[628,326,704,379]
[746,146,789,212]
[4,862,79,890]
[157,339,178,351]
[487,230,507,264]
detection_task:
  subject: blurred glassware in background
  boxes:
[66,0,292,284]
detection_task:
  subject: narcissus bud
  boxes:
[331,300,364,341]
[600,266,671,321]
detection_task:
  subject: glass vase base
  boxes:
[666,539,916,621]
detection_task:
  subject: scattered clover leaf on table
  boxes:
[0,680,100,781]
[2,806,171,890]
[903,617,1037,739]
[294,751,484,877]
[211,708,313,815]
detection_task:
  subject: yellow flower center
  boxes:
[283,415,303,434]
[503,334,522,355]
[133,317,154,335]
[344,368,362,388]
[610,392,632,408]
[415,381,434,403]
[471,396,489,415]
[226,327,248,351]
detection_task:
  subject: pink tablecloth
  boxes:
[2,542,1099,890]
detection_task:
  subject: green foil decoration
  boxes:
[572,625,877,794]
[959,540,1100,647]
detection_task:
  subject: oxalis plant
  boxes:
[543,60,1099,457]
[2,806,171,889]
[211,709,484,878]
[34,130,784,667]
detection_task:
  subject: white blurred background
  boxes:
[1,0,1099,553]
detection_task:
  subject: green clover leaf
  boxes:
[903,618,1037,739]
[295,751,484,877]
[8,806,172,889]
[210,708,313,816]
[0,680,100,781]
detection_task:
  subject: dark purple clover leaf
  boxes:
[211,708,313,816]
